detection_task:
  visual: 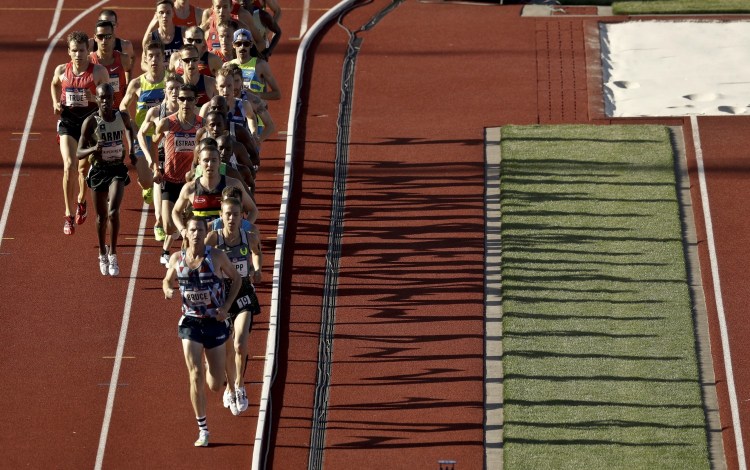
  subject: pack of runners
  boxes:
[51,0,281,447]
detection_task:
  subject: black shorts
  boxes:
[226,278,261,317]
[57,107,96,141]
[177,315,230,349]
[161,180,184,203]
[87,162,131,192]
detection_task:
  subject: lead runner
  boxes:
[162,215,241,447]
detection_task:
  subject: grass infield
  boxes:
[499,125,709,469]
[559,0,750,14]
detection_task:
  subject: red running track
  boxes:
[3,1,750,468]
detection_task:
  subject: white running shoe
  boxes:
[223,388,232,408]
[160,251,170,267]
[98,252,109,276]
[194,430,209,447]
[108,253,119,276]
[236,386,249,413]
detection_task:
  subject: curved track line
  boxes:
[251,1,357,468]
[691,114,746,469]
[0,0,110,250]
[47,0,64,39]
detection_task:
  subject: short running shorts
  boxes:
[57,107,96,141]
[177,315,230,349]
[225,277,261,317]
[86,162,131,192]
[161,180,184,203]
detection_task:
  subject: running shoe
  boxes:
[75,200,87,225]
[98,251,109,276]
[223,389,232,408]
[108,253,119,276]
[160,250,170,267]
[194,430,209,447]
[236,386,248,413]
[154,226,166,242]
[63,216,75,235]
[227,391,240,416]
[142,187,153,205]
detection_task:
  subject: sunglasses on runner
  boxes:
[234,41,251,47]
[96,33,113,40]
[182,57,199,63]
[178,96,196,102]
[185,37,204,44]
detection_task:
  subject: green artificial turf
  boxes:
[556,0,750,14]
[499,125,709,469]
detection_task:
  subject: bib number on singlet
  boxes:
[185,289,211,305]
[175,132,196,153]
[234,259,249,277]
[108,74,120,93]
[101,142,123,162]
[65,87,88,107]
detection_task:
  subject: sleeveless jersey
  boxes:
[172,4,201,27]
[89,50,126,107]
[215,49,232,63]
[231,57,264,93]
[94,111,127,163]
[193,175,227,219]
[151,26,184,66]
[60,62,97,118]
[229,98,249,128]
[177,246,225,318]
[135,74,166,130]
[193,74,210,106]
[163,114,203,183]
[216,229,251,277]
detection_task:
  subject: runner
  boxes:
[230,28,281,101]
[245,0,282,60]
[214,20,236,62]
[143,0,184,68]
[145,84,204,266]
[89,20,131,108]
[50,31,108,235]
[91,9,135,79]
[172,139,257,228]
[176,44,217,106]
[120,40,165,205]
[77,83,135,276]
[201,0,263,54]
[162,215,241,447]
[216,64,275,146]
[137,72,183,241]
[169,26,223,77]
[205,196,261,415]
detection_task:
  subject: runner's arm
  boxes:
[50,65,64,114]
[172,183,194,234]
[162,254,180,299]
[119,77,140,113]
[76,115,101,161]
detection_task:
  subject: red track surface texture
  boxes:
[2,1,749,469]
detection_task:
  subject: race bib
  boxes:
[185,289,211,305]
[236,294,252,309]
[174,132,196,153]
[101,142,123,162]
[234,259,249,277]
[65,87,88,107]
[108,74,120,93]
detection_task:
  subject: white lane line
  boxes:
[94,204,148,470]
[47,0,64,38]
[691,114,747,469]
[0,0,110,250]
[298,0,311,39]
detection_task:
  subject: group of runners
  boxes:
[50,0,282,447]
